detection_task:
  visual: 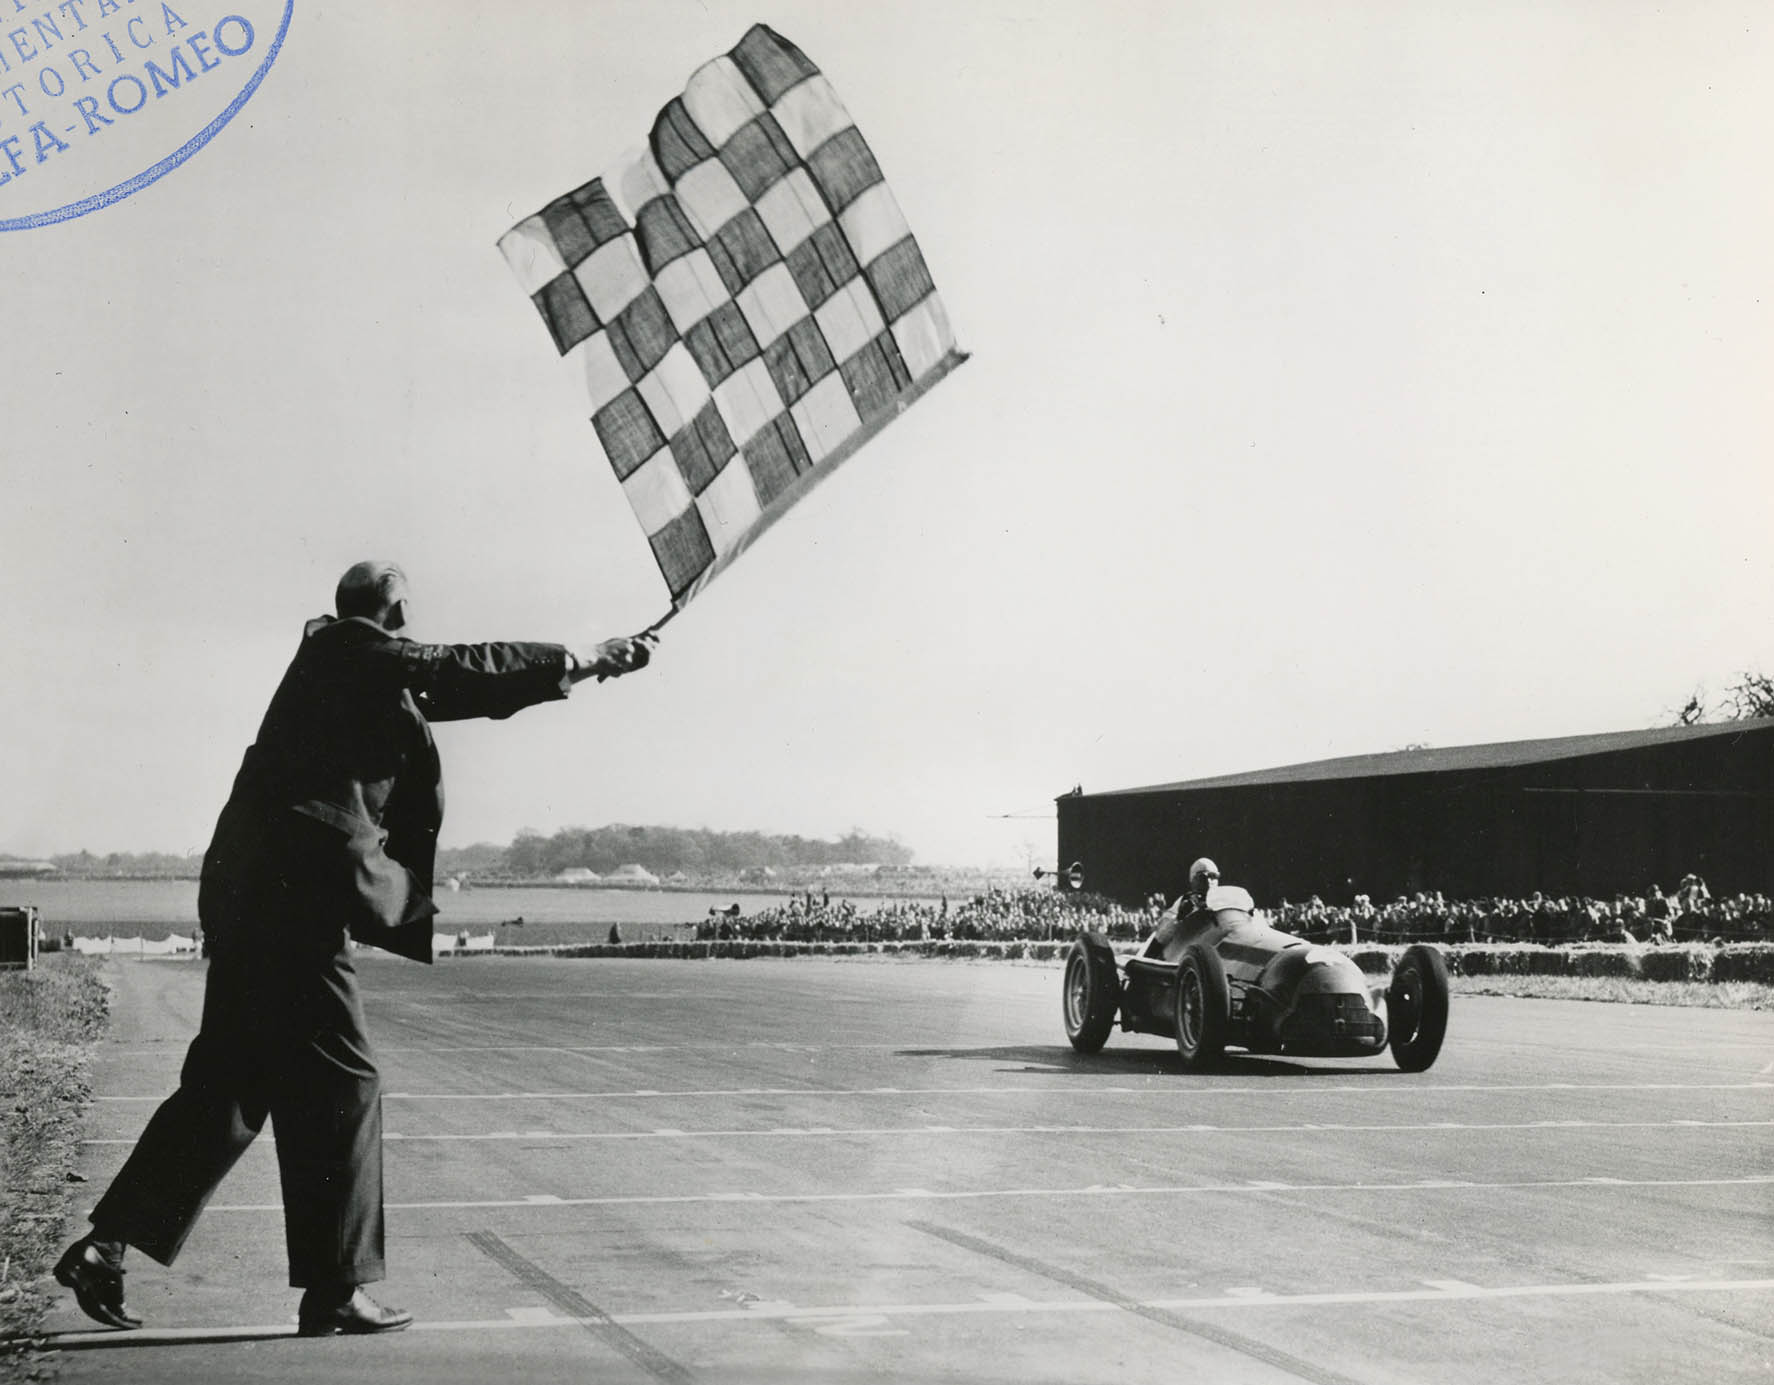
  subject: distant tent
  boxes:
[607,863,660,884]
[555,867,603,884]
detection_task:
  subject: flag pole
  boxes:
[638,605,679,639]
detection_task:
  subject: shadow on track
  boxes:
[895,1043,1396,1078]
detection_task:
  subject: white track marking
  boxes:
[809,1314,908,1337]
[98,1039,1774,1059]
[89,1080,1774,1102]
[505,1306,566,1323]
[44,1277,1774,1348]
[101,1042,1030,1057]
[184,1173,1774,1214]
[79,1117,1774,1146]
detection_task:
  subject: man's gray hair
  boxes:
[335,561,408,620]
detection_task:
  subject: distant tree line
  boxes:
[44,828,915,881]
[478,825,915,879]
[49,850,193,878]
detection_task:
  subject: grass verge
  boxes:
[1448,974,1773,1008]
[0,957,110,1380]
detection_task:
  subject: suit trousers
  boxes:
[90,922,387,1289]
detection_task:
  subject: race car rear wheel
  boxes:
[1175,942,1228,1071]
[1387,943,1450,1072]
[1062,936,1120,1053]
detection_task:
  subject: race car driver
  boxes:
[1141,857,1221,959]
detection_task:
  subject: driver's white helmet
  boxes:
[1188,858,1220,892]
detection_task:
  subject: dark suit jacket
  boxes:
[200,615,572,964]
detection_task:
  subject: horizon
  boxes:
[0,828,1018,872]
[14,709,1768,865]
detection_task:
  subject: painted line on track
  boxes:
[102,1033,1774,1048]
[91,1080,1774,1103]
[45,1276,1774,1350]
[99,1039,1774,1060]
[79,1117,1774,1147]
[186,1173,1774,1214]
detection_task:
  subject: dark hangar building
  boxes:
[1057,719,1774,907]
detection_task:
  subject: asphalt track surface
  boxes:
[45,954,1774,1384]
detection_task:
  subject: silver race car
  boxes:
[1062,886,1450,1071]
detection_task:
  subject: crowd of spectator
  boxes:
[696,874,1772,948]
[695,887,1155,945]
[1275,874,1770,946]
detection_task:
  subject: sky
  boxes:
[2,0,1769,869]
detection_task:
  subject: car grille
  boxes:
[1281,994,1383,1042]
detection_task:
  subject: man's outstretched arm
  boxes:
[412,633,655,721]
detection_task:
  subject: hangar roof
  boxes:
[1081,718,1774,798]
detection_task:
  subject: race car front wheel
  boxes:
[1387,943,1450,1072]
[1062,936,1119,1053]
[1175,942,1228,1071]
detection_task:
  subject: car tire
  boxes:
[1387,943,1450,1072]
[1062,936,1119,1053]
[1175,942,1228,1071]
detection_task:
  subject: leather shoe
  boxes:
[53,1239,142,1330]
[297,1286,414,1336]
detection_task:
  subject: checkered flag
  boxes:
[499,25,967,614]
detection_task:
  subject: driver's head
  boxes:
[1188,857,1220,901]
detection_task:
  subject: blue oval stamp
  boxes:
[0,0,292,231]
